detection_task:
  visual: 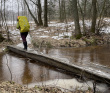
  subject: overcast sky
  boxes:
[5,0,44,12]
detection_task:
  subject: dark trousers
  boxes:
[20,32,28,50]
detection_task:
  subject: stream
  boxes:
[0,45,110,92]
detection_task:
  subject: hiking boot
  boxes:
[23,42,27,50]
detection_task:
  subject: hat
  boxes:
[17,16,20,19]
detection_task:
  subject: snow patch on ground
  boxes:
[28,79,108,92]
[39,36,49,38]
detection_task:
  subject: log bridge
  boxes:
[7,45,110,84]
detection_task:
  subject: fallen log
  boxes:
[7,45,110,84]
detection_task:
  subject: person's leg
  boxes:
[20,32,28,50]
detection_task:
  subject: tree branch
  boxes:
[30,0,38,6]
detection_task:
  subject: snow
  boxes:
[52,36,63,40]
[7,21,17,25]
[28,78,108,92]
[17,43,23,48]
[101,26,110,33]
[37,28,46,32]
[44,31,49,33]
[10,29,20,35]
[39,35,49,38]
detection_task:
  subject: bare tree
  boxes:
[78,0,87,35]
[3,0,10,40]
[72,0,82,39]
[37,0,43,26]
[96,0,106,35]
[30,0,43,26]
[24,0,39,26]
[91,0,97,33]
[59,0,66,22]
[44,0,48,27]
[17,0,19,16]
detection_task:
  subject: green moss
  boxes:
[75,34,82,39]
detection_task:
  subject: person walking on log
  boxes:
[16,16,30,50]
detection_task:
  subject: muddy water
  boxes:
[41,45,110,68]
[0,45,110,92]
[0,52,74,85]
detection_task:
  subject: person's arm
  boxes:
[16,22,20,29]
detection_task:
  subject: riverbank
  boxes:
[0,81,94,93]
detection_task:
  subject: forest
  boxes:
[0,0,110,41]
[0,0,110,93]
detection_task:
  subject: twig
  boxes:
[5,54,13,82]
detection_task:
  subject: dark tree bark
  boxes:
[37,0,43,26]
[59,0,62,22]
[44,0,48,27]
[59,0,66,22]
[24,0,39,26]
[17,0,19,16]
[91,0,97,33]
[78,0,87,36]
[72,0,81,39]
[96,0,106,35]
[29,0,43,26]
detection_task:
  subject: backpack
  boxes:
[18,16,30,33]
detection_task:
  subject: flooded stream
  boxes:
[41,45,110,68]
[0,52,74,84]
[0,45,110,92]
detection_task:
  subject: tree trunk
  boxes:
[17,0,19,16]
[59,0,62,22]
[0,0,3,27]
[44,0,48,27]
[96,0,106,35]
[38,0,43,26]
[72,0,81,39]
[4,0,10,40]
[78,0,87,36]
[91,0,97,33]
[24,0,39,26]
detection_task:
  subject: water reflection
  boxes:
[0,53,4,82]
[41,45,110,67]
[0,48,109,92]
[0,52,73,85]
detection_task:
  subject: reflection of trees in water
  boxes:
[90,48,97,63]
[93,45,110,67]
[0,53,4,81]
[22,59,33,84]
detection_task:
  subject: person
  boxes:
[16,16,30,50]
